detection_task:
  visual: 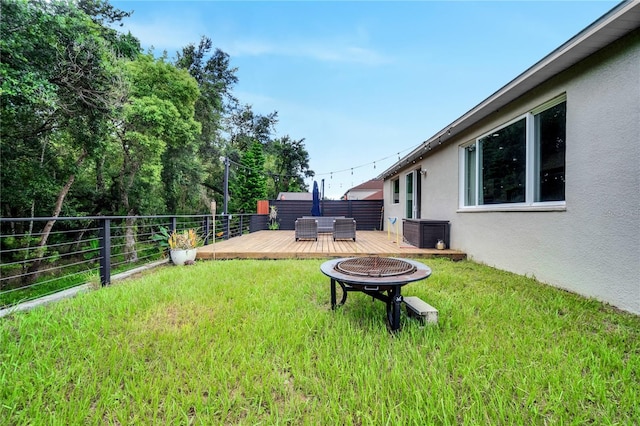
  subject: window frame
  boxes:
[459,95,567,212]
[391,177,400,204]
[405,171,414,218]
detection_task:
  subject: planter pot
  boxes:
[170,249,197,265]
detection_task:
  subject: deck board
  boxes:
[197,230,466,260]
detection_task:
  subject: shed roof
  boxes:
[380,0,640,179]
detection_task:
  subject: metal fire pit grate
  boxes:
[335,257,417,278]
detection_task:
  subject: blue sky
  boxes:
[111,0,619,199]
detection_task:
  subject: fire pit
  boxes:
[320,257,432,332]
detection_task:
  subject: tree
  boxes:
[0,0,132,220]
[1,0,120,218]
[265,136,314,198]
[115,53,202,214]
[231,142,267,214]
[227,104,278,151]
[130,54,203,214]
[175,36,239,208]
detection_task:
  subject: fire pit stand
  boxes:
[320,257,432,331]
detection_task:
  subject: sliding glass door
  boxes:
[405,169,421,219]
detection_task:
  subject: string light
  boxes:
[313,142,420,178]
[223,140,423,188]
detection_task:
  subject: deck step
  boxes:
[403,296,438,324]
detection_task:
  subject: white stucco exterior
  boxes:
[382,12,639,314]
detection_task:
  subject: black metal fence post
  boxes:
[99,218,111,286]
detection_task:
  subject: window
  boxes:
[479,117,527,204]
[392,178,400,204]
[535,102,566,202]
[461,96,566,208]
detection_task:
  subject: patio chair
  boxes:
[333,218,356,241]
[295,218,318,241]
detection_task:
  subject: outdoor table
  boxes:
[320,257,432,332]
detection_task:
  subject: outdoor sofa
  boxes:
[302,216,344,233]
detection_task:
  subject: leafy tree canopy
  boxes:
[0,0,314,222]
[1,0,127,218]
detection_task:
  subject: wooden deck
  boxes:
[196,230,466,260]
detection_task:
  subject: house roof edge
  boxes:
[380,0,640,180]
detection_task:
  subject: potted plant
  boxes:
[268,205,280,230]
[168,228,200,265]
[152,227,200,265]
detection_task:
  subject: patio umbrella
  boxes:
[311,181,321,216]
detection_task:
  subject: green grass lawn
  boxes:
[2,259,638,424]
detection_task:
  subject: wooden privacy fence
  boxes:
[268,200,384,231]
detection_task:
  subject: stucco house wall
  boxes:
[382,25,639,313]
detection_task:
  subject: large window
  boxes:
[461,96,566,208]
[479,117,527,204]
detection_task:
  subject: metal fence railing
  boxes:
[0,214,256,310]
